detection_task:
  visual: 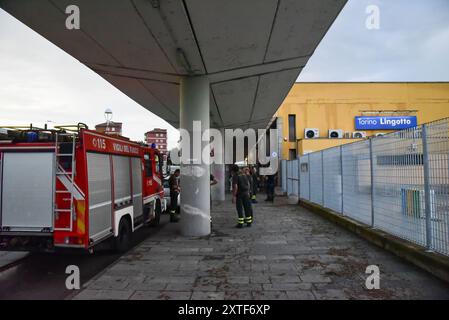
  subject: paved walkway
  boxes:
[74,196,449,300]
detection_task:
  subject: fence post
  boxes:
[321,151,325,206]
[308,153,311,201]
[369,138,375,228]
[297,159,300,198]
[340,145,344,215]
[422,124,433,251]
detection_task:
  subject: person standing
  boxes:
[209,173,218,226]
[231,165,253,228]
[244,167,255,203]
[265,173,275,202]
[244,166,252,189]
[210,173,218,186]
[250,166,258,203]
[210,173,218,207]
[168,169,181,222]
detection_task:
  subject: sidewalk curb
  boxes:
[299,199,449,284]
[0,252,29,273]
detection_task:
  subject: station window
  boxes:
[289,149,297,160]
[288,114,296,142]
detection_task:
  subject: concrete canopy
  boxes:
[0,0,346,129]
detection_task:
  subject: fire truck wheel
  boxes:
[149,200,161,227]
[114,218,132,253]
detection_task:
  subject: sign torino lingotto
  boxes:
[355,116,418,130]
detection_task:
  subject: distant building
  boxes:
[95,121,122,136]
[145,128,168,156]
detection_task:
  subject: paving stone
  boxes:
[252,291,288,300]
[227,276,250,284]
[191,291,225,300]
[224,291,253,300]
[267,255,295,261]
[193,284,218,292]
[89,279,129,290]
[146,276,196,284]
[129,291,162,300]
[285,290,316,300]
[73,289,133,300]
[263,283,312,291]
[313,289,350,300]
[131,290,192,300]
[132,281,168,291]
[300,274,332,284]
[250,275,271,284]
[250,263,270,272]
[269,263,298,272]
[218,283,264,292]
[166,283,195,291]
[269,275,301,283]
[196,276,226,285]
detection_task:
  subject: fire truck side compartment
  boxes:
[1,152,54,231]
[87,152,113,241]
[112,155,132,207]
[131,157,143,220]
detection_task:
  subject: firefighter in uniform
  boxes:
[244,167,254,202]
[231,165,253,228]
[168,169,180,222]
[265,173,275,202]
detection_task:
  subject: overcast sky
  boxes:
[1,0,448,145]
[299,0,449,81]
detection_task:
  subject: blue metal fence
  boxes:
[283,118,449,257]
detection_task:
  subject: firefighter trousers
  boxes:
[170,191,179,214]
[236,193,253,225]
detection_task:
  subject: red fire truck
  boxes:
[0,124,165,253]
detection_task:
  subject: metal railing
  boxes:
[284,118,449,257]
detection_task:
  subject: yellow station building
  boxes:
[274,82,449,160]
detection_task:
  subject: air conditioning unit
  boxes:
[375,133,386,137]
[353,131,367,139]
[328,129,343,139]
[304,128,319,139]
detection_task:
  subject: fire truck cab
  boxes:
[0,124,165,253]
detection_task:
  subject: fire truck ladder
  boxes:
[54,132,76,232]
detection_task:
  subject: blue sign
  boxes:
[355,116,417,130]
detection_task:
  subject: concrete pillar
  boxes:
[179,76,210,237]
